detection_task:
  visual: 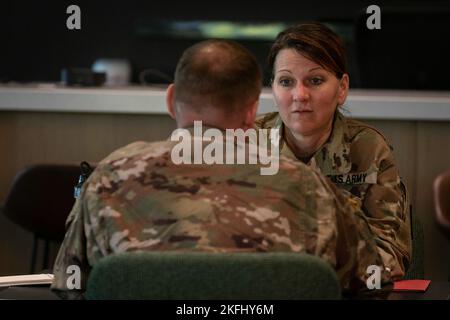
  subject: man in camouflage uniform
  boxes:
[52,40,390,299]
[255,111,412,281]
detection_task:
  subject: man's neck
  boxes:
[178,115,249,131]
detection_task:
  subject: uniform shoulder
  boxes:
[254,112,279,129]
[101,140,170,164]
[88,140,172,187]
[345,117,389,144]
[343,117,396,161]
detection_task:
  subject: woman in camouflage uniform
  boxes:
[255,22,411,280]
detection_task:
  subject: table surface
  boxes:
[0,285,60,300]
[386,281,450,300]
[0,282,449,300]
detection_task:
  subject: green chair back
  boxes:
[86,252,341,300]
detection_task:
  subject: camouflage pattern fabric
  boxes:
[255,111,412,281]
[52,126,390,299]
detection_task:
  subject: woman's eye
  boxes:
[278,78,293,87]
[310,77,323,86]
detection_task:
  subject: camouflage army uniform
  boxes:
[255,111,412,281]
[52,126,390,299]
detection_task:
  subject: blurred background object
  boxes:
[354,6,450,90]
[61,68,106,86]
[1,0,449,88]
[92,59,131,86]
[434,172,450,238]
[433,171,450,280]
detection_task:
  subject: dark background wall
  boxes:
[2,0,450,89]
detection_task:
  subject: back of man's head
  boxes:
[173,40,262,115]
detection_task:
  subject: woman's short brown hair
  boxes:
[268,22,347,79]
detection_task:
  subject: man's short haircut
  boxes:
[174,39,262,113]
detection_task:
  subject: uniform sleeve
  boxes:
[361,135,412,280]
[50,197,90,299]
[316,173,392,296]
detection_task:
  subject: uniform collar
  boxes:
[276,111,352,175]
[172,124,259,147]
[183,123,226,135]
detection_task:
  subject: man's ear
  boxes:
[337,74,349,106]
[166,83,176,119]
[244,99,259,129]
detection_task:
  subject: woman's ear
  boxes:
[337,74,349,106]
[166,83,176,119]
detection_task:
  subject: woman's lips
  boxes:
[292,109,313,113]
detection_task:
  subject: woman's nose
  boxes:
[294,83,309,101]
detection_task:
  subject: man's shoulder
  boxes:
[101,140,172,164]
[89,140,173,182]
[254,112,280,129]
[277,155,331,189]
